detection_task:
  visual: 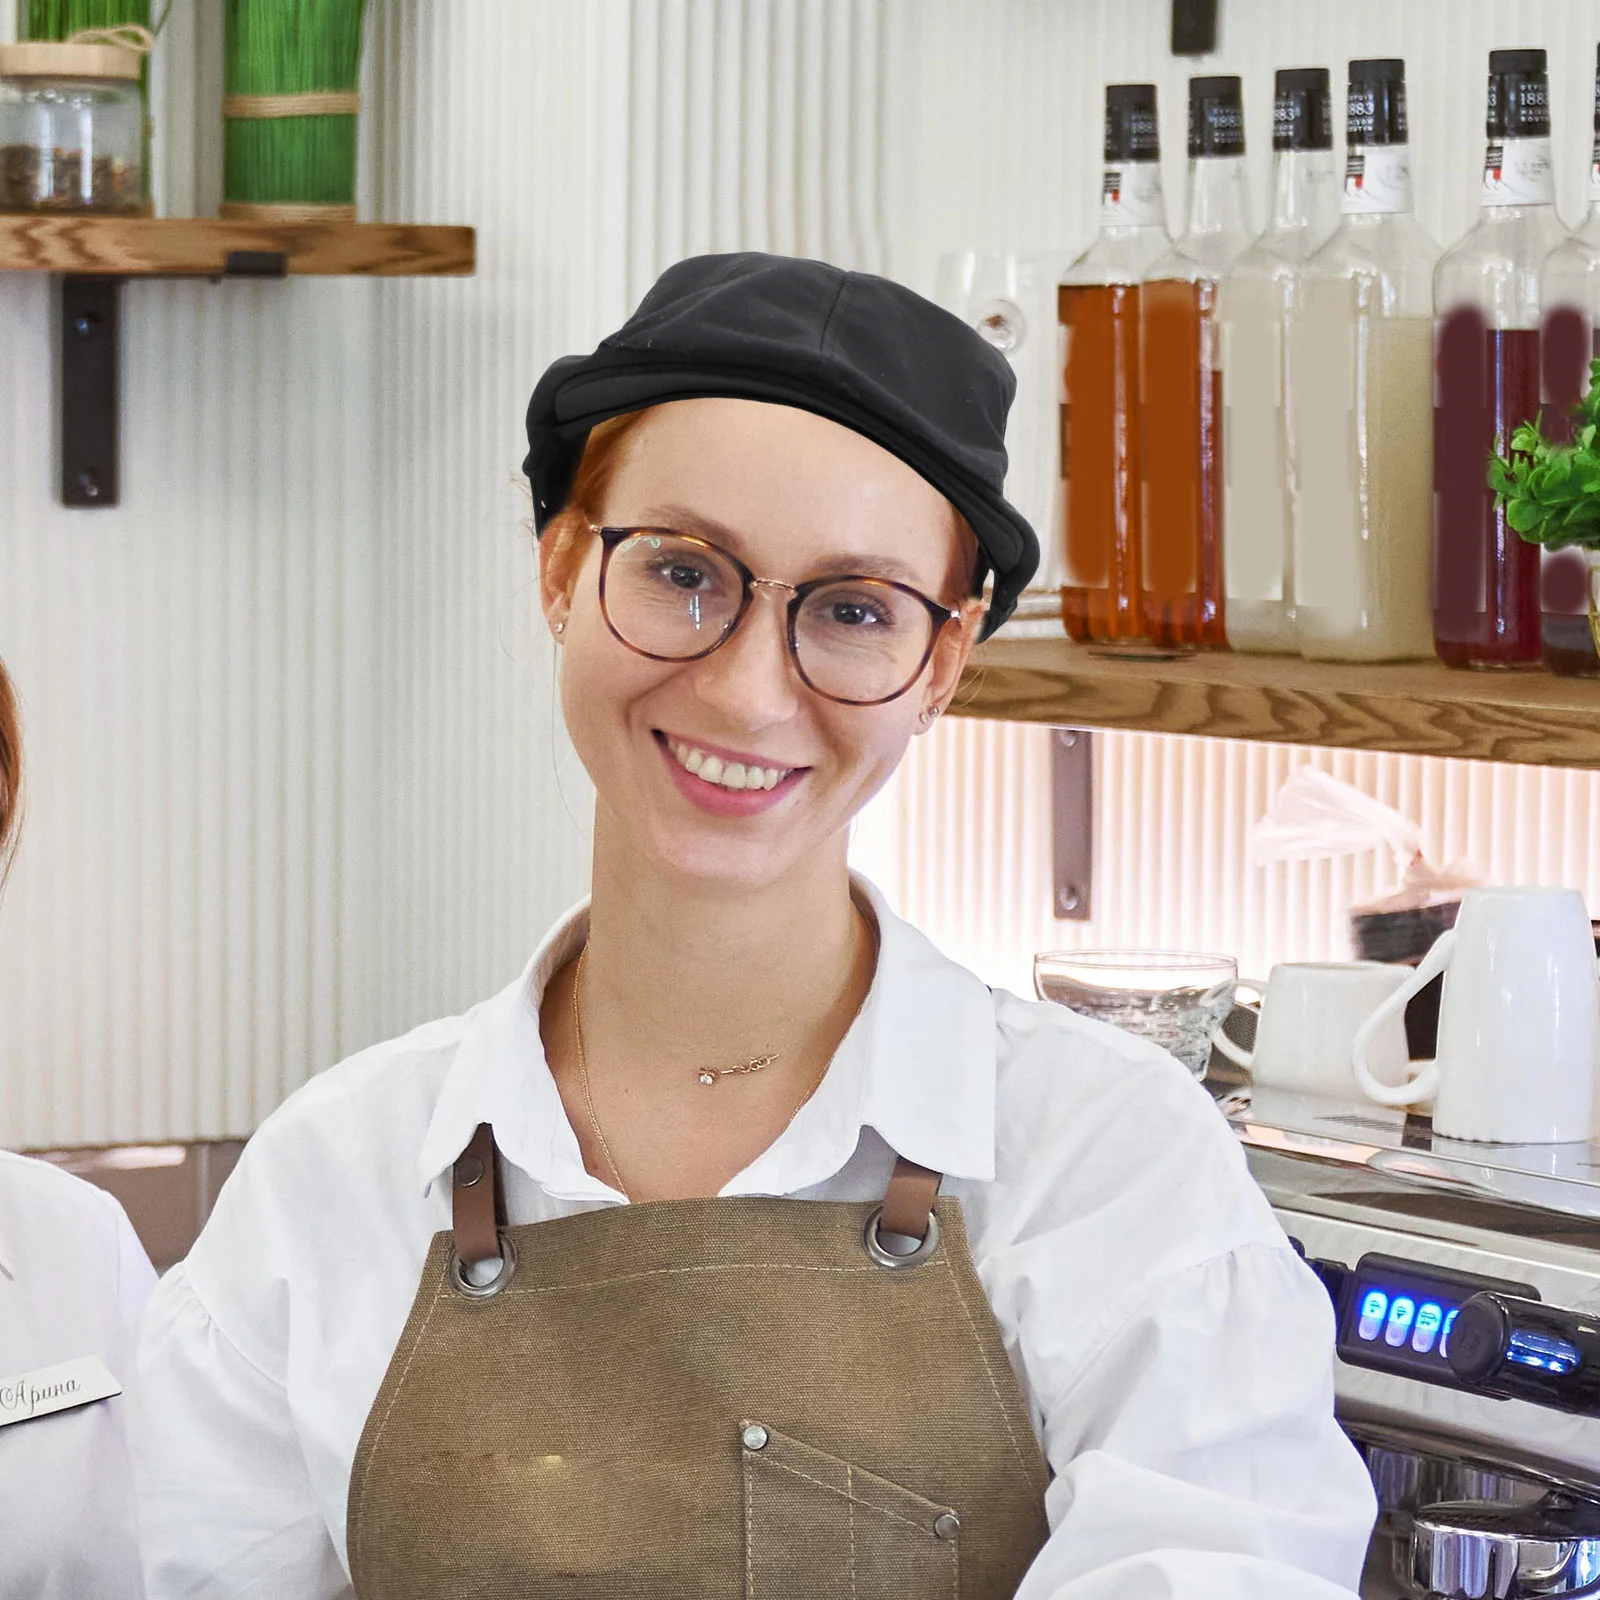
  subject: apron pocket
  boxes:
[740,1422,960,1600]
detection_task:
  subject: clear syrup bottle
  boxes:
[1433,49,1566,669]
[1058,83,1168,645]
[1290,57,1438,662]
[1140,75,1256,650]
[1537,42,1600,678]
[1220,67,1340,654]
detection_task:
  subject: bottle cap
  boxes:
[1104,82,1159,163]
[1347,58,1408,147]
[1274,66,1332,151]
[1188,74,1244,158]
[1486,48,1550,139]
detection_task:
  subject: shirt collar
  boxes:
[416,873,998,1200]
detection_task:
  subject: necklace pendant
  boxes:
[698,1070,717,1086]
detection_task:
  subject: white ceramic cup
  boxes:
[1351,887,1600,1144]
[1211,962,1415,1096]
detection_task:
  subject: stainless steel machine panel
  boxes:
[1223,1086,1600,1599]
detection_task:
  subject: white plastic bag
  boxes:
[1250,769,1476,913]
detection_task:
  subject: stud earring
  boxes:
[553,620,565,636]
[918,705,941,727]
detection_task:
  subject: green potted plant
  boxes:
[1490,356,1600,667]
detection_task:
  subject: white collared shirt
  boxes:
[132,878,1376,1598]
[1,1151,155,1599]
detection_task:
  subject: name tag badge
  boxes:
[0,1356,122,1429]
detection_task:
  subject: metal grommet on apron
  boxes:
[347,1123,1051,1599]
[446,1232,517,1298]
[864,1154,944,1268]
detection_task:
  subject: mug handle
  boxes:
[1210,978,1269,1071]
[1350,931,1455,1107]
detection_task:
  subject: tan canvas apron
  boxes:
[347,1123,1051,1598]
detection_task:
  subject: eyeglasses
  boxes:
[592,525,961,707]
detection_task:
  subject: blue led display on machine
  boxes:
[1336,1253,1543,1390]
[1352,1285,1462,1363]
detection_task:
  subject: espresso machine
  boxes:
[1222,1086,1600,1599]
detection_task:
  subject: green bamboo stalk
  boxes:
[22,0,150,37]
[223,0,368,207]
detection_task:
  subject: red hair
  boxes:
[539,405,981,602]
[0,659,21,885]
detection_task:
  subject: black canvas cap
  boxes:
[524,252,1039,639]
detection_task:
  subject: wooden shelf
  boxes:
[955,636,1600,771]
[0,215,474,276]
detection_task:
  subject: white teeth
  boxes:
[666,737,793,793]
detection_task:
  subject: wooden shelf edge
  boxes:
[954,636,1600,771]
[0,215,475,276]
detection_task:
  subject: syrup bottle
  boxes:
[1538,43,1600,678]
[1220,67,1339,653]
[1058,84,1169,645]
[1433,50,1566,669]
[1140,75,1256,650]
[1291,58,1438,662]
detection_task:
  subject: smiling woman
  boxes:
[131,253,1377,1600]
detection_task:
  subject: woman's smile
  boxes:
[654,729,806,816]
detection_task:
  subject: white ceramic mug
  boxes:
[1351,887,1600,1144]
[1211,962,1415,1096]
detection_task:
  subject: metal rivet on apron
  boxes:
[741,1423,770,1451]
[454,1155,485,1188]
[933,1512,960,1540]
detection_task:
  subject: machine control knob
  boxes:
[1448,1296,1513,1386]
[1448,1293,1600,1416]
[1412,1494,1600,1598]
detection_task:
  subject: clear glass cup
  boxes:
[1033,949,1238,1077]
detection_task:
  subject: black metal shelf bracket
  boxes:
[60,274,122,507]
[56,249,289,509]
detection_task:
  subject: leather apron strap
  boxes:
[880,1156,941,1242]
[450,1130,940,1255]
[451,1122,503,1270]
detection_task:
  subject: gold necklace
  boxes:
[569,943,833,1200]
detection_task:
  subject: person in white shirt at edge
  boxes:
[132,252,1377,1599]
[0,658,157,1599]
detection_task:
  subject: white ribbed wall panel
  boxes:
[852,722,1600,999]
[5,0,1600,1148]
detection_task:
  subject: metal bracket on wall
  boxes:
[1050,726,1094,921]
[56,251,290,509]
[60,274,122,506]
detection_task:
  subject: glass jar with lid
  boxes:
[0,40,145,214]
